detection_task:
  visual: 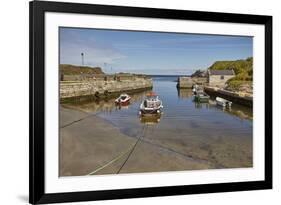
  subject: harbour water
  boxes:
[62,76,253,173]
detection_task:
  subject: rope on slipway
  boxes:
[60,113,96,129]
[87,146,134,175]
[116,125,148,174]
[87,125,148,175]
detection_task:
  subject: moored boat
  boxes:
[139,92,163,115]
[216,97,232,107]
[192,84,199,95]
[194,91,210,103]
[115,93,131,105]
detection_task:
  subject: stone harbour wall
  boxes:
[204,86,253,107]
[60,78,153,101]
[177,77,208,88]
[177,77,193,88]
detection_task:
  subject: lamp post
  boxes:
[81,52,84,66]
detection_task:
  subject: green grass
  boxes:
[208,57,253,92]
[60,64,104,75]
[227,80,251,89]
[209,57,253,83]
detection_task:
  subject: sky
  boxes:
[59,27,253,75]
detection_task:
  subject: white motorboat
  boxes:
[216,97,232,107]
[192,84,199,95]
[139,92,163,115]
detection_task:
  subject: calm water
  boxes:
[65,76,253,168]
[98,76,252,136]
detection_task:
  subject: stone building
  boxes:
[207,69,235,87]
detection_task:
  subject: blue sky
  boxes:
[60,27,253,75]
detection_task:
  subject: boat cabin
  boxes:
[144,92,161,108]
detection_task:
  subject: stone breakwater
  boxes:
[177,77,208,88]
[60,77,153,102]
[204,86,253,107]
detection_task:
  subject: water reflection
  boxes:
[194,101,210,109]
[222,105,252,120]
[115,104,130,110]
[173,88,253,121]
[62,83,252,123]
[195,99,253,121]
[62,84,253,124]
[139,113,162,125]
[63,90,152,113]
[177,88,193,99]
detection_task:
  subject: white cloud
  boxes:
[60,31,126,66]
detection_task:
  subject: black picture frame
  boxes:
[29,1,272,204]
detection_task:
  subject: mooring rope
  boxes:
[116,125,148,174]
[87,146,134,175]
[87,125,148,175]
[60,113,96,129]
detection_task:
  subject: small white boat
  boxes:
[192,87,196,94]
[139,92,163,115]
[115,93,131,105]
[192,84,199,95]
[216,97,232,107]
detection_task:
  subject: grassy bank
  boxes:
[60,64,104,75]
[209,57,253,93]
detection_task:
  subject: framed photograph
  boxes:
[29,1,272,204]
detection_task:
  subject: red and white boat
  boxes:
[115,93,131,105]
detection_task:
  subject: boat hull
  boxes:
[194,95,210,103]
[115,98,130,104]
[216,97,232,107]
[139,108,161,115]
[115,95,131,105]
[115,100,130,106]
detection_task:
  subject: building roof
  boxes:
[208,69,235,75]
